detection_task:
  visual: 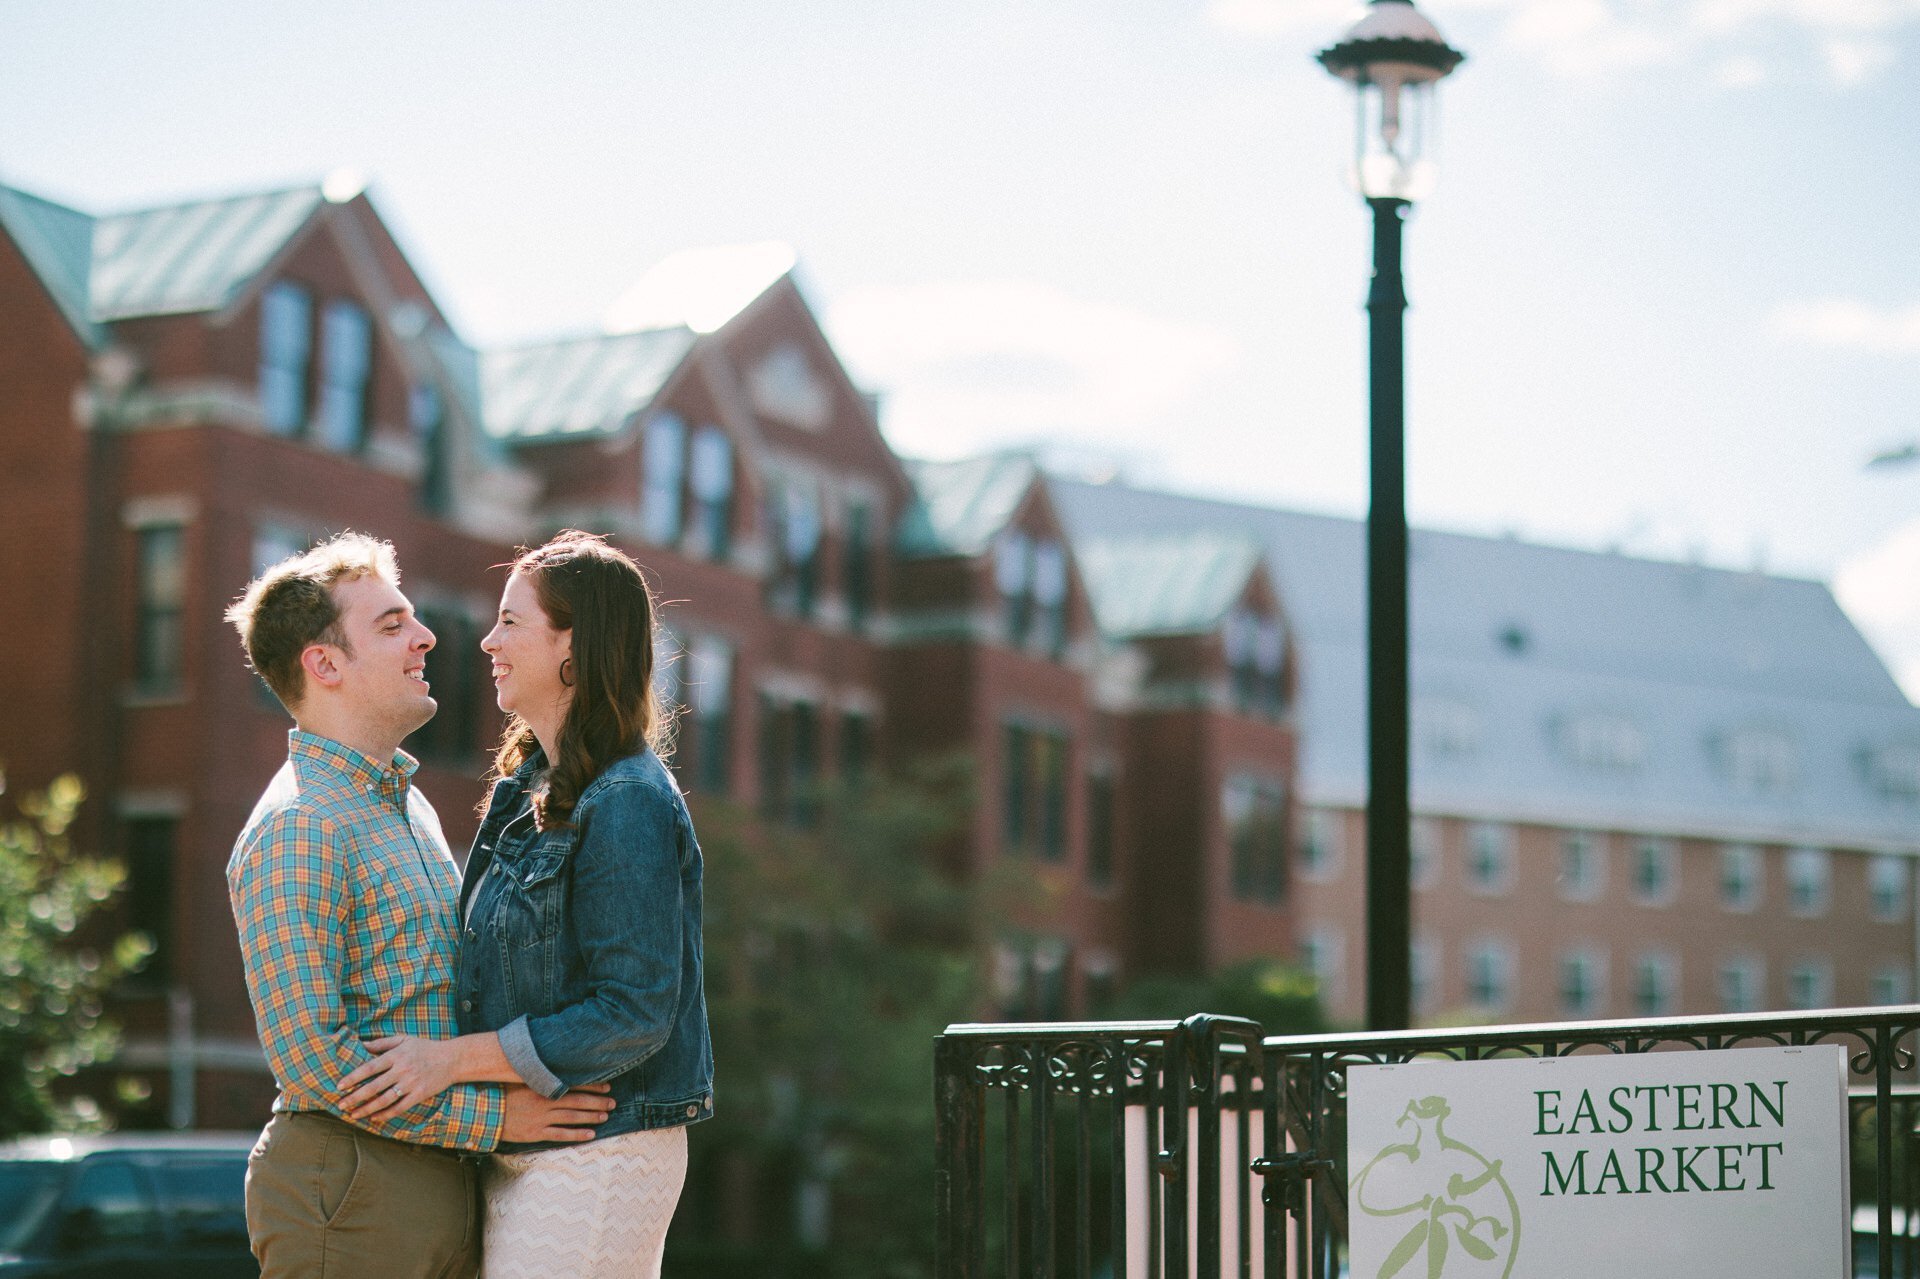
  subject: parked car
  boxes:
[0,1132,255,1276]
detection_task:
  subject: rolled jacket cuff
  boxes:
[499,1016,566,1099]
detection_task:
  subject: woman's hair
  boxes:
[491,530,668,827]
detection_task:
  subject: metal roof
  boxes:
[1053,475,1920,849]
[0,184,100,344]
[1077,530,1265,638]
[897,454,1040,558]
[89,185,324,320]
[480,327,697,442]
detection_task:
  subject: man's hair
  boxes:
[225,532,401,711]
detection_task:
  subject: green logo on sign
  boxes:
[1353,1096,1521,1278]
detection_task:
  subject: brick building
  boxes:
[0,173,1915,1136]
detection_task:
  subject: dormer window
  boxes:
[1224,608,1285,718]
[995,531,1067,658]
[1719,727,1796,794]
[1863,743,1920,801]
[259,281,312,436]
[1416,697,1478,758]
[315,299,373,453]
[1558,712,1644,773]
[642,413,687,545]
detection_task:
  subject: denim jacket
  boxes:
[455,747,713,1144]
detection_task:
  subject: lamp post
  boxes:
[1319,1,1464,1032]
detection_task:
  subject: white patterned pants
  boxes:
[482,1126,689,1279]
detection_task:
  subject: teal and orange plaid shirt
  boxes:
[228,730,504,1151]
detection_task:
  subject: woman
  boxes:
[338,530,712,1278]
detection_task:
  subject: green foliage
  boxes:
[1104,956,1330,1036]
[685,759,992,1279]
[0,773,152,1137]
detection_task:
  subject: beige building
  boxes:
[1055,477,1920,1025]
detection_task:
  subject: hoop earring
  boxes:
[559,658,574,688]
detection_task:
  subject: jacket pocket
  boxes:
[496,832,573,947]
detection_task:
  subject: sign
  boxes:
[1346,1045,1850,1277]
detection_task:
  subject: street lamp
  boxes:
[1319,1,1464,1032]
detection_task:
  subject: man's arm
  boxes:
[229,807,504,1150]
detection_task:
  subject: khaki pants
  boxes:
[246,1111,480,1279]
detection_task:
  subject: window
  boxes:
[770,481,824,619]
[688,638,733,795]
[407,607,480,764]
[757,696,819,827]
[1224,775,1287,904]
[314,299,373,453]
[1558,830,1604,902]
[1632,952,1677,1017]
[839,710,872,788]
[1083,951,1118,1014]
[259,281,311,435]
[1299,808,1344,882]
[1087,771,1116,891]
[1465,939,1514,1014]
[122,816,176,987]
[1871,966,1910,1006]
[1869,855,1908,923]
[689,425,735,561]
[642,413,687,545]
[153,1156,248,1248]
[1301,926,1345,1008]
[1631,837,1677,906]
[653,626,685,718]
[59,1159,162,1249]
[1558,948,1607,1018]
[1225,608,1287,719]
[1411,934,1441,1018]
[1561,712,1645,772]
[1718,955,1763,1013]
[994,939,1069,1020]
[1001,721,1070,862]
[411,383,451,514]
[997,532,1069,658]
[1465,823,1513,896]
[134,525,187,694]
[1786,958,1833,1010]
[1864,744,1920,801]
[1719,844,1762,912]
[1785,847,1830,917]
[1410,817,1440,891]
[1724,728,1796,794]
[1415,698,1478,759]
[843,502,873,632]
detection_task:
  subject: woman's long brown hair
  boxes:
[490,530,667,828]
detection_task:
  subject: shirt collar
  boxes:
[289,730,418,804]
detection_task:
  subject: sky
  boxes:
[4,1,1918,687]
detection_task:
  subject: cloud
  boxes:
[1836,518,1920,702]
[827,280,1237,459]
[1210,0,1918,86]
[1771,298,1920,355]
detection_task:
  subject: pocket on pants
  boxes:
[317,1129,365,1227]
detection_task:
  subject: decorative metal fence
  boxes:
[934,1007,1920,1278]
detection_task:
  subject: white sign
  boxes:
[1346,1045,1850,1278]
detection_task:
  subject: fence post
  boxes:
[935,1034,985,1279]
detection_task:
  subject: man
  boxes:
[226,532,614,1278]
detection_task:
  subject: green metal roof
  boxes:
[897,454,1040,558]
[0,184,100,344]
[480,327,697,442]
[89,185,324,320]
[1076,530,1266,638]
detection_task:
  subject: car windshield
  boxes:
[0,1163,65,1252]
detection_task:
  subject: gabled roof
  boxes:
[480,327,697,443]
[897,454,1041,558]
[0,184,98,344]
[1054,475,1920,849]
[603,242,797,336]
[89,185,325,320]
[1077,530,1266,639]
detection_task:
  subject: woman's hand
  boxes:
[339,1035,465,1121]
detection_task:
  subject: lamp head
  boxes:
[1319,1,1465,201]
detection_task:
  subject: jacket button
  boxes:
[460,999,474,1012]
[686,1105,697,1118]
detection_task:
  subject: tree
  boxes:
[1103,956,1330,1036]
[671,758,998,1279]
[0,772,152,1136]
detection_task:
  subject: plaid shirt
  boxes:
[228,730,504,1151]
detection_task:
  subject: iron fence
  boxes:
[934,1006,1920,1278]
